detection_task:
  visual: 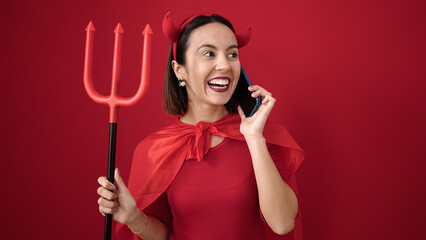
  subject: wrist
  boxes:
[126,208,146,233]
[241,126,265,140]
[244,134,266,144]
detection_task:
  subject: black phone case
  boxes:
[235,65,260,117]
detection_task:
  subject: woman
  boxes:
[97,12,304,240]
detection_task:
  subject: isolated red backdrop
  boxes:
[1,0,425,239]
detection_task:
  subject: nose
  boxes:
[215,54,231,72]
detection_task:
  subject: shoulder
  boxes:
[136,121,180,146]
[264,120,288,134]
[264,120,303,152]
[134,118,194,153]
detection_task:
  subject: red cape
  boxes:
[117,113,305,240]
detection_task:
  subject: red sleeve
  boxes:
[115,192,173,240]
[267,143,301,196]
[143,192,173,232]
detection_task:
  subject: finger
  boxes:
[249,85,261,96]
[98,176,116,191]
[249,85,270,93]
[262,95,271,104]
[99,205,117,215]
[248,85,263,91]
[251,89,272,98]
[114,168,128,194]
[262,95,276,106]
[99,206,105,216]
[237,105,246,120]
[98,197,118,209]
[251,91,260,98]
[97,186,118,200]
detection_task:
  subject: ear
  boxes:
[171,60,187,80]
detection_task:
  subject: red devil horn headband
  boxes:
[162,11,252,60]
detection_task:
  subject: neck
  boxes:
[180,103,228,125]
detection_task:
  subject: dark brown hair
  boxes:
[163,14,239,115]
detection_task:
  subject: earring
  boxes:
[178,79,186,87]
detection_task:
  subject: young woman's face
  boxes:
[179,22,241,109]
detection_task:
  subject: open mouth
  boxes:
[207,78,230,89]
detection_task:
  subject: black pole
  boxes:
[105,123,117,240]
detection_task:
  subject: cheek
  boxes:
[233,62,241,77]
[233,66,241,88]
[188,63,208,80]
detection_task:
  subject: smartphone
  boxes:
[235,65,260,117]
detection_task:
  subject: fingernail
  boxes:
[109,185,116,190]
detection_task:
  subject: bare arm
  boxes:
[245,136,298,235]
[97,169,169,240]
[238,85,298,235]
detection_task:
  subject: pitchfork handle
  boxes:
[105,123,117,240]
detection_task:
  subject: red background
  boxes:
[1,0,425,239]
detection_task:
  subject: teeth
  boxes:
[208,79,229,86]
[210,85,226,88]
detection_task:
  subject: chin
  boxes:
[213,96,233,106]
[206,101,228,109]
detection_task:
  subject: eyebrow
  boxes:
[196,44,238,52]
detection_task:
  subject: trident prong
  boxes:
[83,21,153,240]
[84,21,153,123]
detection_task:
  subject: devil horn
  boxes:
[162,11,181,42]
[236,26,252,48]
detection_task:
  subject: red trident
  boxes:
[84,21,153,240]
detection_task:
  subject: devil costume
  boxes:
[116,113,304,239]
[115,12,304,239]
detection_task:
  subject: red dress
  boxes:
[116,113,304,240]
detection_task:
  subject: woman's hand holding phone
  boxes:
[238,85,276,138]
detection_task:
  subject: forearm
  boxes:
[127,209,169,240]
[245,136,298,235]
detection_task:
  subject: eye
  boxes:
[203,51,214,57]
[228,52,238,58]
